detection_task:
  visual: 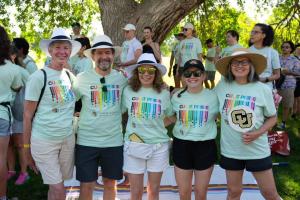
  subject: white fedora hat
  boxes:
[126,53,167,77]
[84,35,121,58]
[40,27,81,57]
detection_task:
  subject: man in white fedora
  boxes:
[73,34,127,200]
[23,27,81,200]
[119,23,142,70]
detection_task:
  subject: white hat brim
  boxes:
[84,46,122,59]
[40,39,81,57]
[126,62,167,78]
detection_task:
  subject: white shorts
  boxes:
[31,134,75,184]
[123,142,169,174]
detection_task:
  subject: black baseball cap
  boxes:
[183,59,205,72]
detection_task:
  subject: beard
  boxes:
[96,59,112,71]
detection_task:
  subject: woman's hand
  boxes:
[242,130,261,144]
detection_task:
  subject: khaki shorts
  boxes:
[278,88,295,108]
[31,134,75,184]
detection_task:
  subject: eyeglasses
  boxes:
[183,28,188,32]
[251,30,263,35]
[182,70,202,78]
[138,66,157,75]
[100,77,107,92]
[281,46,290,49]
[230,60,250,67]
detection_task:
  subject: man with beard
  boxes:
[73,35,127,200]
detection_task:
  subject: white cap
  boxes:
[184,23,194,30]
[123,24,136,31]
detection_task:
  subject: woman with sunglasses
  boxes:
[170,59,218,200]
[277,41,300,129]
[214,48,281,200]
[122,53,172,200]
[177,23,202,85]
[248,23,281,89]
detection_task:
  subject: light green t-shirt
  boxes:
[70,57,93,76]
[73,69,128,147]
[214,80,276,159]
[221,43,243,58]
[0,61,23,121]
[120,37,142,63]
[23,56,38,75]
[205,47,216,71]
[178,37,202,67]
[171,88,219,141]
[25,67,76,141]
[122,87,172,144]
[172,42,180,64]
[249,46,281,89]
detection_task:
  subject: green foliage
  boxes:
[267,0,300,51]
[0,0,99,62]
[161,4,256,56]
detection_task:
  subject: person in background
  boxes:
[69,37,93,76]
[177,22,202,86]
[248,23,280,89]
[170,59,218,200]
[214,48,281,200]
[122,53,172,200]
[277,41,300,129]
[169,32,185,88]
[23,28,81,200]
[142,26,161,63]
[204,39,217,89]
[71,22,84,40]
[215,30,243,59]
[0,25,23,200]
[12,38,38,74]
[7,45,30,185]
[292,44,300,119]
[119,24,142,70]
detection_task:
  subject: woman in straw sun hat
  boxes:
[214,48,281,200]
[23,27,80,200]
[122,53,173,200]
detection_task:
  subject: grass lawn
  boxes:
[7,107,300,200]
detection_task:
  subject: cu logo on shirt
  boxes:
[231,109,253,129]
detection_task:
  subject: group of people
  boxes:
[0,20,298,200]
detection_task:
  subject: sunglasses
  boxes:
[100,77,107,92]
[183,28,188,32]
[230,60,250,67]
[182,70,202,78]
[138,66,157,75]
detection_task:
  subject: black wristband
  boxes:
[266,77,269,82]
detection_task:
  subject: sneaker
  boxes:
[15,173,29,185]
[7,171,16,180]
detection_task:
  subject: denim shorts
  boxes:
[0,118,10,136]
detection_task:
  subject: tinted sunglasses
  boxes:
[138,66,157,75]
[182,70,202,78]
[100,77,107,92]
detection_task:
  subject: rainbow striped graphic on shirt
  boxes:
[48,80,75,103]
[178,105,208,128]
[130,97,162,120]
[222,93,256,115]
[90,85,120,111]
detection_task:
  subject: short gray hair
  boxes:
[225,62,259,83]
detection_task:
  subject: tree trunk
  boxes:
[98,0,204,45]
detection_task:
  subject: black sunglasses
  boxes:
[183,28,188,31]
[100,77,107,92]
[182,70,202,78]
